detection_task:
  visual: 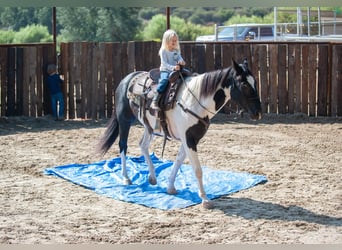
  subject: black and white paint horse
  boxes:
[97,59,262,208]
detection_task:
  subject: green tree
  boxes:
[0,30,15,43]
[13,24,52,43]
[96,7,141,42]
[57,7,141,42]
[57,7,98,42]
[0,7,36,30]
[140,14,212,41]
[0,7,56,33]
[225,14,273,25]
[34,7,55,33]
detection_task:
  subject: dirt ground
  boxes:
[0,113,341,244]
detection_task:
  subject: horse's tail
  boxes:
[96,110,120,156]
[96,71,139,156]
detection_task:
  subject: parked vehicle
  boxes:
[196,24,276,42]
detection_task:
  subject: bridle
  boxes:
[176,69,235,127]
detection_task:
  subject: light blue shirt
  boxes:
[160,49,184,72]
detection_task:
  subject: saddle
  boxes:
[127,68,191,144]
[149,68,191,111]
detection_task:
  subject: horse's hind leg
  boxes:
[139,128,157,185]
[118,121,133,185]
[167,144,186,195]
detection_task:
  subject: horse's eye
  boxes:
[241,82,254,95]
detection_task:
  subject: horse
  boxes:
[97,58,262,208]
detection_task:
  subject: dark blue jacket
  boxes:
[47,73,63,95]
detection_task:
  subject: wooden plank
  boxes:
[258,45,268,113]
[105,43,114,117]
[234,44,251,65]
[294,45,302,113]
[205,43,214,71]
[278,44,287,114]
[214,44,222,69]
[74,42,82,119]
[180,43,192,73]
[151,41,160,69]
[120,42,128,81]
[301,44,309,115]
[16,48,24,116]
[221,44,234,68]
[29,47,37,117]
[98,43,105,119]
[134,41,144,71]
[86,43,94,119]
[308,45,318,116]
[7,48,16,116]
[330,44,342,116]
[60,42,69,118]
[0,47,8,116]
[36,46,43,116]
[317,44,329,116]
[80,42,88,119]
[251,44,260,84]
[190,44,198,73]
[127,41,135,73]
[145,41,157,70]
[268,44,278,113]
[68,43,76,119]
[222,35,236,116]
[113,43,123,102]
[22,48,30,116]
[336,45,342,116]
[194,44,206,74]
[41,44,54,116]
[91,42,99,120]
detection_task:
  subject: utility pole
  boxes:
[166,7,170,30]
[52,7,57,63]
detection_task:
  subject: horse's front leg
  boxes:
[167,144,186,195]
[185,147,213,209]
[139,128,156,185]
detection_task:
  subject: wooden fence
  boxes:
[0,43,55,117]
[0,41,341,118]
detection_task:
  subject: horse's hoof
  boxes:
[148,175,157,185]
[124,179,132,185]
[202,200,214,209]
[167,187,177,195]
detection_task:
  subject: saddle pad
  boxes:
[44,153,267,210]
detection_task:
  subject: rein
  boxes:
[176,72,232,124]
[179,73,217,116]
[176,101,210,129]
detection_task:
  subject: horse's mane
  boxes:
[199,67,234,98]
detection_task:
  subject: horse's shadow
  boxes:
[214,197,342,227]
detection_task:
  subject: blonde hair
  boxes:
[159,29,180,56]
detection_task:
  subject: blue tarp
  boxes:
[44,153,267,210]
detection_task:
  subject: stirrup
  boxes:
[150,101,160,110]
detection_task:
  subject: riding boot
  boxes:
[151,92,162,110]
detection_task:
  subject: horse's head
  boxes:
[230,59,262,120]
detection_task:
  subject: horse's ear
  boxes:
[232,58,243,75]
[243,58,248,69]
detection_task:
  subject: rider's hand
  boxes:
[174,64,181,71]
[178,60,186,66]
